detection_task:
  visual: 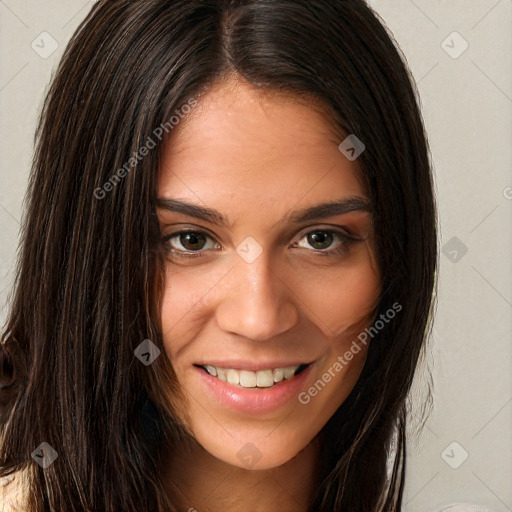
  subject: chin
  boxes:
[192,426,314,471]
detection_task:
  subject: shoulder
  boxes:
[1,471,28,511]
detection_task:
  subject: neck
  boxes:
[163,435,323,512]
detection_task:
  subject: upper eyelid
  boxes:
[162,224,356,237]
[162,225,361,248]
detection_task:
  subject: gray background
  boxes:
[0,1,511,510]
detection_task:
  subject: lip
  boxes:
[195,362,315,415]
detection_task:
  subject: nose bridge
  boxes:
[215,249,299,341]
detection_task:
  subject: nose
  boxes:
[214,252,300,341]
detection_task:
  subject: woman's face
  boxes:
[157,78,381,470]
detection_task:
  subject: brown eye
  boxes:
[293,229,360,258]
[177,232,208,251]
[162,230,220,259]
[307,231,335,250]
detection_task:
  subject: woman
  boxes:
[0,0,437,510]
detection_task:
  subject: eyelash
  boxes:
[161,228,359,260]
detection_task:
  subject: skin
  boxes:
[156,76,381,512]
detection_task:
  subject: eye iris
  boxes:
[308,231,333,250]
[181,232,206,251]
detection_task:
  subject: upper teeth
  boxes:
[203,365,302,388]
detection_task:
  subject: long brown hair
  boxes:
[0,1,437,510]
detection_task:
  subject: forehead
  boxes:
[158,79,367,213]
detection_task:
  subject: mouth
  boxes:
[194,363,310,389]
[194,361,315,415]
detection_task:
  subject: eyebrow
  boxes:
[156,196,372,228]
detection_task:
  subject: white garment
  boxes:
[0,471,27,511]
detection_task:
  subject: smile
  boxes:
[199,363,310,388]
[194,361,314,415]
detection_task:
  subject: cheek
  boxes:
[299,262,380,338]
[159,268,198,362]
[159,265,224,364]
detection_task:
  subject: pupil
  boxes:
[308,231,332,249]
[181,233,206,251]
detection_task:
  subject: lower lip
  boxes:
[195,364,314,415]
